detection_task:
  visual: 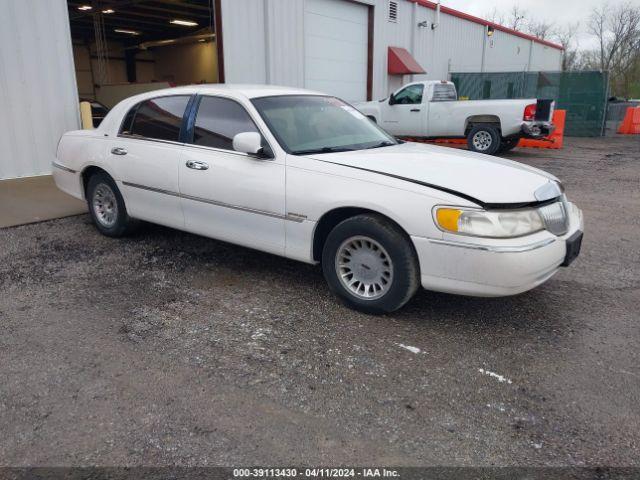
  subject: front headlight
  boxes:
[435,207,544,238]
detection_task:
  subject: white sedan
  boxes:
[53,85,583,314]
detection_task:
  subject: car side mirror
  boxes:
[233,132,265,157]
[388,94,397,106]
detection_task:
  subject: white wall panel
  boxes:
[530,42,563,71]
[265,0,305,87]
[220,0,267,84]
[484,30,532,72]
[427,8,485,80]
[0,0,79,180]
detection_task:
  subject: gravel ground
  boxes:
[1,136,639,467]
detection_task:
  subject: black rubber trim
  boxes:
[309,157,560,210]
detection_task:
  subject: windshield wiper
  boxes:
[365,141,396,150]
[292,146,356,155]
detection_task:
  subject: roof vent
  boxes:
[388,0,398,23]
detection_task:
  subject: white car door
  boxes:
[179,95,286,256]
[425,83,460,137]
[380,84,425,137]
[110,95,192,229]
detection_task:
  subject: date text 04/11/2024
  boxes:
[232,468,400,477]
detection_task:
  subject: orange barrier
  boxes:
[517,109,565,149]
[617,106,640,134]
[403,109,567,150]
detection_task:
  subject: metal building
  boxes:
[218,0,563,102]
[0,0,563,181]
[0,0,80,180]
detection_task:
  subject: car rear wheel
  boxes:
[467,124,501,155]
[322,214,419,314]
[86,171,133,237]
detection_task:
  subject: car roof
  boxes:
[133,84,327,100]
[98,84,330,134]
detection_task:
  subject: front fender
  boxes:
[354,101,381,122]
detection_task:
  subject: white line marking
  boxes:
[478,368,513,384]
[398,344,421,354]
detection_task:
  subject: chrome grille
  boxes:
[538,201,568,236]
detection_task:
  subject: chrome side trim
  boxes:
[117,134,185,147]
[182,142,256,158]
[121,181,303,222]
[285,213,307,223]
[116,134,274,160]
[52,162,76,174]
[122,182,180,198]
[427,237,555,253]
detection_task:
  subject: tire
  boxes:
[497,137,519,154]
[321,214,420,314]
[86,171,134,237]
[467,124,501,155]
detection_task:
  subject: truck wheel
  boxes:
[86,171,134,237]
[321,214,420,314]
[467,124,501,155]
[498,137,520,153]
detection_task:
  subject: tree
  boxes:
[527,19,556,40]
[587,2,640,96]
[554,23,580,71]
[506,5,527,31]
[484,7,505,26]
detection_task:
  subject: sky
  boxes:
[442,0,640,50]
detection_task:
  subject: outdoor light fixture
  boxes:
[170,19,198,26]
[102,9,114,14]
[487,26,495,36]
[114,29,140,35]
[77,5,92,10]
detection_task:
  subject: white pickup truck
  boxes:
[356,81,554,155]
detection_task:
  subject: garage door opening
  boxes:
[67,0,220,113]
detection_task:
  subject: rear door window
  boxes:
[432,84,457,101]
[124,96,191,142]
[191,96,260,151]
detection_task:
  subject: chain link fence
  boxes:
[449,71,609,137]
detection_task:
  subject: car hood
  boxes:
[305,142,560,206]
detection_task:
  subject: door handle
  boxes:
[111,147,128,155]
[410,109,421,112]
[186,160,209,171]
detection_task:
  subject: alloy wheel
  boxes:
[335,235,394,300]
[92,183,118,228]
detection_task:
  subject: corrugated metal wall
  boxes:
[375,1,563,96]
[0,0,80,180]
[221,0,563,101]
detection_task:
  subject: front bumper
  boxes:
[521,121,555,139]
[412,202,583,297]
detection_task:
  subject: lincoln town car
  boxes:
[53,85,583,313]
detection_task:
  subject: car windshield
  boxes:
[251,95,397,155]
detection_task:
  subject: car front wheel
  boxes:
[322,214,420,314]
[467,124,501,155]
[86,171,133,237]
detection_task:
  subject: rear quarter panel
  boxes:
[54,131,114,200]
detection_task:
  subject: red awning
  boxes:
[388,47,426,75]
